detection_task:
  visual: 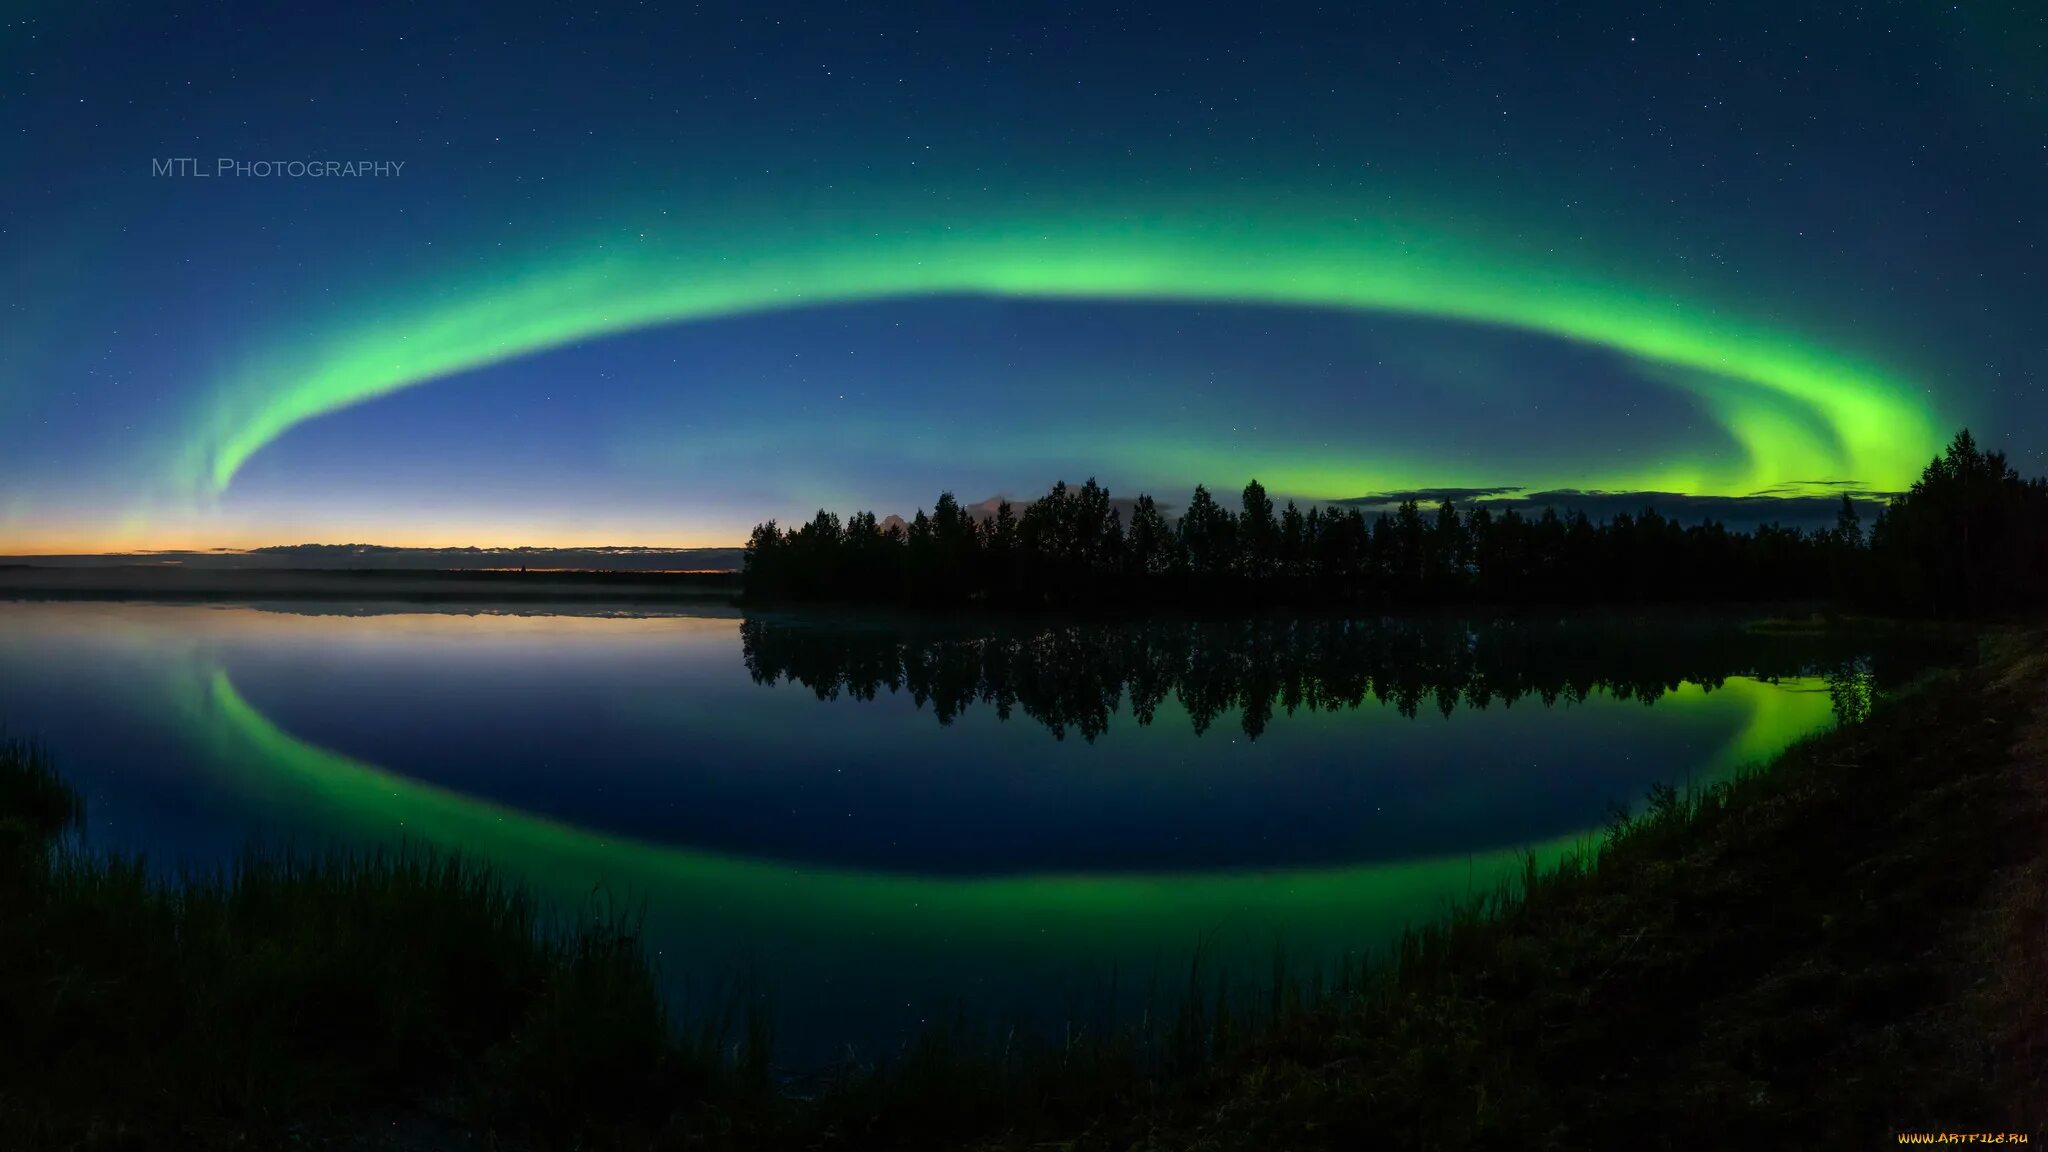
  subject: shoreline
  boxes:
[2,627,2041,1147]
[0,564,741,603]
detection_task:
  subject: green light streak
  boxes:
[196,667,1833,953]
[190,201,1944,501]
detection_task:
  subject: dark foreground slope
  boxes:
[1,632,2043,1150]
[1061,630,2048,1150]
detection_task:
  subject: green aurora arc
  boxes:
[188,200,1947,504]
[190,666,1833,953]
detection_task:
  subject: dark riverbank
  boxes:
[0,564,739,604]
[2,629,2042,1148]
[1093,628,2048,1149]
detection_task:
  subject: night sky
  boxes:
[3,1,2042,551]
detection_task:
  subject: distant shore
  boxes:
[0,564,740,603]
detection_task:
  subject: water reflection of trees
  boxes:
[741,616,1937,742]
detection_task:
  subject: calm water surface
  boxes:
[0,600,1934,1060]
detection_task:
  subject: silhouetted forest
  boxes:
[743,430,2048,616]
[741,615,1955,741]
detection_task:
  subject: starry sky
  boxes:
[2,1,2042,552]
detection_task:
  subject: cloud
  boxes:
[1329,487,1899,531]
[1744,479,1895,499]
[1333,486,1529,505]
[914,485,1894,532]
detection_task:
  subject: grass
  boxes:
[1069,632,2048,1149]
[0,762,773,1148]
[2,630,2044,1148]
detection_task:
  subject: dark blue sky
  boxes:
[2,1,2041,549]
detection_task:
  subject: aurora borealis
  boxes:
[191,203,1938,496]
[3,3,2042,551]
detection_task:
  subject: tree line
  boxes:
[741,616,1947,741]
[743,429,2048,615]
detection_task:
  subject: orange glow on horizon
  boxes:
[0,520,748,557]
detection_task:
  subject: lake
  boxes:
[0,599,1940,1063]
